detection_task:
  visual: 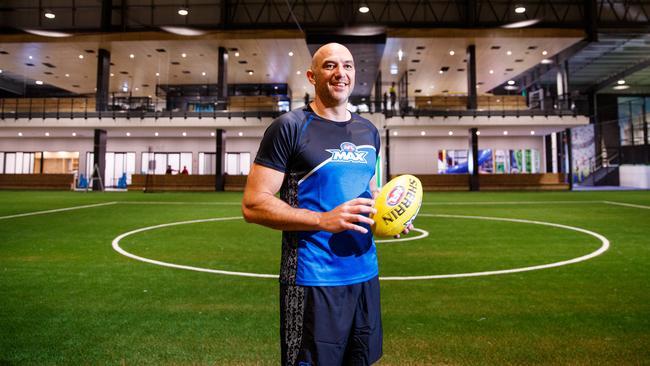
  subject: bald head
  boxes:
[306,43,355,109]
[310,43,354,70]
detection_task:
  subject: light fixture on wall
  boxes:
[514,5,526,13]
[44,11,56,19]
[178,7,189,16]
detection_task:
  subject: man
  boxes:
[242,43,409,365]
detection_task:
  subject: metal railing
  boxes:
[0,94,585,120]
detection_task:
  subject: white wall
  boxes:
[620,165,650,189]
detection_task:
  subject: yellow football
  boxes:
[371,174,423,237]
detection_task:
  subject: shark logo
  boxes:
[326,142,368,163]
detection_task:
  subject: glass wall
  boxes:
[438,149,540,174]
[86,152,136,188]
[198,152,251,175]
[141,152,192,175]
[618,97,648,146]
[0,152,38,174]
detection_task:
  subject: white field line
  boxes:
[111,214,610,281]
[0,202,117,220]
[376,228,429,243]
[112,217,278,279]
[379,214,610,281]
[602,200,650,210]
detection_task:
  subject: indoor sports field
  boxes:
[1,190,649,365]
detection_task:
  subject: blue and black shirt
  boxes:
[255,105,380,286]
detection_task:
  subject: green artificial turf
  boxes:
[0,190,649,365]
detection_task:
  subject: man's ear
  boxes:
[306,69,316,85]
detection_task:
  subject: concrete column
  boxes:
[215,129,226,191]
[468,128,479,191]
[466,45,477,110]
[92,129,107,191]
[217,47,229,110]
[96,49,111,112]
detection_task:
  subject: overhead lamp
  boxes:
[501,19,540,28]
[288,51,294,56]
[210,132,215,137]
[202,72,206,76]
[503,130,509,135]
[420,131,426,136]
[181,53,187,58]
[72,132,77,137]
[448,131,454,136]
[0,70,3,74]
[234,52,240,57]
[613,85,630,90]
[398,49,403,61]
[65,73,70,77]
[449,50,455,56]
[489,69,494,74]
[617,79,626,85]
[507,50,512,56]
[238,132,244,137]
[126,132,131,137]
[530,130,536,135]
[154,132,159,137]
[296,71,301,75]
[504,85,518,91]
[358,3,370,13]
[514,5,526,14]
[160,26,205,36]
[182,132,187,137]
[44,11,56,19]
[78,54,84,59]
[541,59,553,64]
[393,131,398,136]
[476,131,481,136]
[542,50,548,55]
[35,80,44,85]
[178,8,189,16]
[45,132,50,136]
[18,132,23,137]
[129,54,135,59]
[507,80,515,85]
[24,29,72,37]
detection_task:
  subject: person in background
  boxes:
[181,166,189,175]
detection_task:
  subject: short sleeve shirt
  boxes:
[255,106,380,286]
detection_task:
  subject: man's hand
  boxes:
[317,198,377,234]
[394,223,414,239]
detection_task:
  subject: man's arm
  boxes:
[242,163,376,234]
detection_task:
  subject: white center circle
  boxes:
[111,214,609,281]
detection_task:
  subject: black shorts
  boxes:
[280,276,383,366]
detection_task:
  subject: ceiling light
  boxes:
[393,131,398,136]
[235,52,240,57]
[134,87,139,91]
[178,8,189,16]
[448,131,454,136]
[0,69,3,73]
[359,4,370,13]
[24,29,72,37]
[182,132,187,137]
[248,71,253,75]
[613,85,630,90]
[420,131,426,136]
[489,69,494,74]
[515,6,526,13]
[210,132,215,137]
[181,53,187,58]
[238,132,244,137]
[530,130,535,135]
[449,50,455,56]
[154,132,159,137]
[126,132,131,137]
[501,19,541,28]
[65,73,70,77]
[504,85,518,90]
[28,56,33,60]
[398,49,403,61]
[72,132,77,137]
[617,80,626,85]
[155,72,160,76]
[110,73,114,77]
[507,80,515,85]
[507,50,512,55]
[542,50,548,55]
[439,70,443,74]
[18,132,23,137]
[160,26,205,36]
[296,71,301,75]
[476,131,481,136]
[541,59,553,64]
[45,132,50,137]
[35,80,44,85]
[288,51,294,56]
[503,130,509,135]
[44,11,56,19]
[129,54,135,59]
[78,54,83,59]
[390,64,398,75]
[202,72,206,76]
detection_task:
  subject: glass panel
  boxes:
[167,153,180,173]
[180,153,192,174]
[6,153,16,174]
[240,153,251,175]
[154,154,167,175]
[126,153,136,184]
[0,152,4,173]
[226,153,238,175]
[105,152,115,187]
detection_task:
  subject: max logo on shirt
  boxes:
[326,142,368,164]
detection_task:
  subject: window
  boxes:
[86,152,136,188]
[1,152,37,174]
[141,152,192,174]
[226,152,251,175]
